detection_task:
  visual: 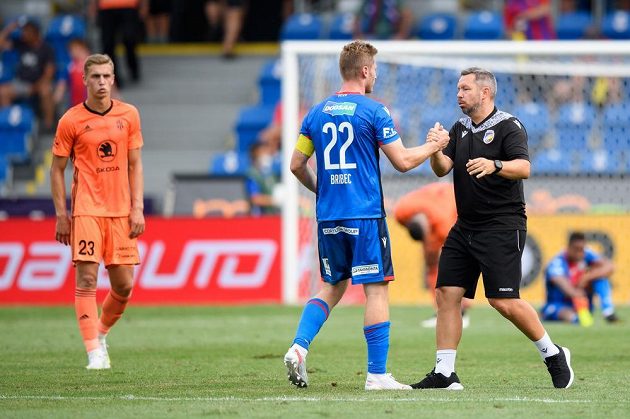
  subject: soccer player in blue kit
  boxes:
[283,40,450,390]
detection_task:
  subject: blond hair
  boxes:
[339,41,378,81]
[84,54,114,76]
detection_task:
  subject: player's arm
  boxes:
[0,20,18,50]
[290,134,316,193]
[50,155,71,245]
[578,258,614,288]
[128,148,145,238]
[549,275,585,299]
[380,138,444,173]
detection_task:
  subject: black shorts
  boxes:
[437,225,526,299]
[149,0,172,15]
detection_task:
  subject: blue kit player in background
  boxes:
[283,40,450,390]
[542,231,619,324]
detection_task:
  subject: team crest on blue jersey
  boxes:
[482,130,495,144]
[323,101,357,116]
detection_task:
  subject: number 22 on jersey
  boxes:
[322,122,357,170]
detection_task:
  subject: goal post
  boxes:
[281,40,630,306]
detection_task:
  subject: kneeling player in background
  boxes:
[542,231,619,326]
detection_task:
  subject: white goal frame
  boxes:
[281,40,630,305]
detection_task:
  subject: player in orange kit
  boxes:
[50,53,144,369]
[393,182,471,327]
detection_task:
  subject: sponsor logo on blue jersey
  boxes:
[323,101,357,116]
[383,127,398,139]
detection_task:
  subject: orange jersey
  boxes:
[98,0,140,9]
[393,183,457,251]
[52,100,143,217]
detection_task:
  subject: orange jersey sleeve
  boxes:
[52,113,76,157]
[52,100,144,217]
[126,104,143,149]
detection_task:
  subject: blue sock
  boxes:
[363,321,390,374]
[592,278,615,316]
[293,298,330,350]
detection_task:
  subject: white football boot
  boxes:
[365,373,412,390]
[86,347,110,370]
[284,344,308,388]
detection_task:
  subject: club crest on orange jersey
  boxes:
[116,119,124,130]
[97,140,117,162]
[482,130,495,144]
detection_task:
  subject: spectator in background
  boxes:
[0,18,56,131]
[90,0,147,87]
[258,101,283,154]
[146,0,171,43]
[542,231,620,324]
[53,39,92,109]
[246,142,280,216]
[393,182,472,329]
[205,0,246,59]
[505,0,555,40]
[354,0,414,40]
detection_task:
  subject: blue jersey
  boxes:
[299,93,400,221]
[544,248,600,304]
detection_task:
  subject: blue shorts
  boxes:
[541,302,577,322]
[317,218,394,285]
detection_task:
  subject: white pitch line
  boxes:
[0,395,614,404]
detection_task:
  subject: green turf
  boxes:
[1,305,628,418]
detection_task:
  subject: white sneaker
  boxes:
[86,348,110,370]
[284,344,308,388]
[365,373,412,390]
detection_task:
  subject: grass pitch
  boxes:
[1,305,628,418]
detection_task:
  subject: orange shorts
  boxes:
[71,216,139,266]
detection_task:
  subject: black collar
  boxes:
[83,100,113,116]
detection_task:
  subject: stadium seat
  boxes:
[280,13,323,40]
[234,104,275,152]
[494,73,517,109]
[516,101,550,149]
[556,12,592,40]
[416,13,457,40]
[0,49,18,83]
[0,154,8,184]
[258,59,281,105]
[579,149,621,175]
[463,11,504,40]
[419,104,459,144]
[531,148,573,175]
[328,12,354,40]
[602,11,630,39]
[45,15,87,70]
[209,151,250,175]
[555,102,595,151]
[602,103,630,151]
[0,105,34,163]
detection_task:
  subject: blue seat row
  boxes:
[0,105,35,164]
[280,10,630,41]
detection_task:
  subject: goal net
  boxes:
[281,40,630,307]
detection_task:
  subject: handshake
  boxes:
[426,122,450,152]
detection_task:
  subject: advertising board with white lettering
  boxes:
[0,218,281,304]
